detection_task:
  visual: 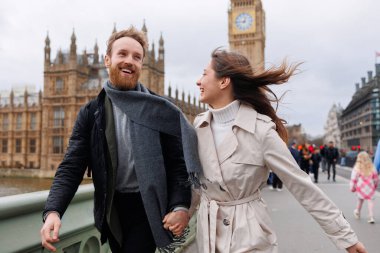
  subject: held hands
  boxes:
[40,212,61,252]
[346,242,367,253]
[162,210,189,237]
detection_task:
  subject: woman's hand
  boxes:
[162,210,190,236]
[346,242,367,253]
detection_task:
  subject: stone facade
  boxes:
[324,103,343,148]
[0,88,42,169]
[286,124,306,146]
[340,64,380,153]
[228,0,265,71]
[0,23,204,172]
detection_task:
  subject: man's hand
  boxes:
[162,210,189,236]
[346,242,367,253]
[40,212,61,252]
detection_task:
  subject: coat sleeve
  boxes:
[374,140,380,174]
[261,125,358,250]
[374,172,379,189]
[160,132,192,211]
[43,105,92,220]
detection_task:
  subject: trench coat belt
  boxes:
[201,191,261,253]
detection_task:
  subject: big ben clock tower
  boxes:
[228,0,265,71]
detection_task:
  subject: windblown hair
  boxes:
[211,48,300,143]
[354,151,376,176]
[106,26,148,57]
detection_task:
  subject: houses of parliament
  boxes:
[0,0,266,174]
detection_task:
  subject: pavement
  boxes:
[182,166,380,252]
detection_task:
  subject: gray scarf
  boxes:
[104,81,202,182]
[104,81,202,249]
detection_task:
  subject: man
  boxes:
[289,141,300,165]
[311,147,322,183]
[320,144,328,173]
[325,141,339,182]
[40,27,201,253]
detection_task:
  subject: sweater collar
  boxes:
[196,102,259,134]
[209,100,240,125]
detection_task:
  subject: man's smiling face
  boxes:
[105,36,144,90]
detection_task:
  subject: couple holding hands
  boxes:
[41,27,366,253]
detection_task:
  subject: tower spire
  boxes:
[70,28,77,62]
[158,32,165,71]
[44,31,51,66]
[151,41,155,62]
[94,40,99,64]
[112,23,117,34]
[142,19,147,33]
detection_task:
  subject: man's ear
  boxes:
[220,77,231,90]
[104,55,111,68]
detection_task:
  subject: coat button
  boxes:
[201,183,207,190]
[223,218,230,226]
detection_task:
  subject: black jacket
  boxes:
[43,89,191,246]
[311,153,322,168]
[325,147,339,163]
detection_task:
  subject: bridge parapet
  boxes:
[0,184,110,253]
[0,184,196,253]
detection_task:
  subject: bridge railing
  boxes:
[0,184,196,253]
[0,184,110,253]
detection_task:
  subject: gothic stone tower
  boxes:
[228,0,265,71]
[41,29,105,171]
[41,23,165,171]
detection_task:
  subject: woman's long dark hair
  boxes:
[211,48,300,143]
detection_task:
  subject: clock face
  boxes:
[235,13,254,31]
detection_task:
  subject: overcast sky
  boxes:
[1,0,379,136]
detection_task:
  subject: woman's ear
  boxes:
[220,77,231,90]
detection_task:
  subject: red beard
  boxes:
[108,63,140,90]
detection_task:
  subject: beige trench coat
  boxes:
[193,103,358,253]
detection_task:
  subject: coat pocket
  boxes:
[231,208,277,251]
[230,152,264,166]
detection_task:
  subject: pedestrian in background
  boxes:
[340,149,347,166]
[320,144,328,173]
[311,147,322,183]
[289,141,300,165]
[374,139,380,175]
[271,172,283,191]
[325,141,339,182]
[350,151,379,224]
[300,146,312,174]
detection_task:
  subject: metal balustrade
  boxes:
[0,184,196,253]
[0,184,110,253]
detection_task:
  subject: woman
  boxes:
[192,49,366,253]
[299,145,312,174]
[350,151,379,224]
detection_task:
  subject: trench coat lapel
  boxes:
[216,131,238,165]
[195,111,225,184]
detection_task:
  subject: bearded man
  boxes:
[40,26,201,253]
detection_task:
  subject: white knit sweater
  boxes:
[209,100,240,147]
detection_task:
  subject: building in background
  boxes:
[324,103,343,148]
[340,64,380,153]
[0,87,42,170]
[0,23,204,173]
[286,124,306,146]
[228,0,265,71]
